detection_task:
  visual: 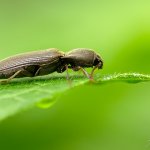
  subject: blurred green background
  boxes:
[0,0,150,150]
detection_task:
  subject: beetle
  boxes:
[62,48,103,80]
[0,48,66,83]
[0,48,103,83]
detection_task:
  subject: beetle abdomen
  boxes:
[0,48,64,79]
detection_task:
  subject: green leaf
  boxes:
[0,72,149,121]
[98,73,150,83]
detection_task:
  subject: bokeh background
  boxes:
[0,0,150,150]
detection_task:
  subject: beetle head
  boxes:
[93,54,103,69]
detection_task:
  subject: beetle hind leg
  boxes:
[0,68,34,84]
[0,70,22,84]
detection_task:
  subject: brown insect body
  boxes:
[0,48,65,79]
[0,48,103,82]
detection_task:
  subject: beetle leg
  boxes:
[34,67,42,76]
[80,67,91,79]
[90,64,99,79]
[34,63,54,76]
[65,65,70,80]
[65,65,72,86]
[0,70,22,84]
[73,66,90,79]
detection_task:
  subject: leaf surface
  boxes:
[0,72,149,121]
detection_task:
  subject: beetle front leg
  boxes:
[90,64,100,79]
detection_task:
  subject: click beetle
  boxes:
[0,48,103,83]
